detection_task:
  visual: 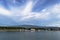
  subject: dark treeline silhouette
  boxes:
[0,25,60,31]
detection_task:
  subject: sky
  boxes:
[0,0,60,27]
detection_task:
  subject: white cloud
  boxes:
[0,0,50,22]
[43,3,60,26]
[7,0,50,21]
[0,0,60,26]
[0,7,11,16]
[22,0,33,15]
[18,10,50,21]
[46,3,60,18]
[16,0,50,21]
[1,0,60,26]
[50,3,60,13]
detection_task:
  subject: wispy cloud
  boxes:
[8,0,50,21]
[0,6,11,16]
[0,0,60,26]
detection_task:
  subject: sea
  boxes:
[0,31,60,40]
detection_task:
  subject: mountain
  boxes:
[12,25,59,28]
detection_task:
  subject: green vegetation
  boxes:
[0,25,60,32]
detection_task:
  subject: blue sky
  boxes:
[0,0,60,27]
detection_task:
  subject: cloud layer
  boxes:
[0,0,60,26]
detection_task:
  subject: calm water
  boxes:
[0,31,60,40]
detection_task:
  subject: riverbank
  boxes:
[0,29,59,32]
[0,26,60,32]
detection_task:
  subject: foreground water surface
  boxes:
[0,31,60,40]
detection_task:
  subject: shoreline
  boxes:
[0,27,60,32]
[0,29,59,32]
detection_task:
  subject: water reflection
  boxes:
[0,31,60,40]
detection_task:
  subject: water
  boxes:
[0,31,60,40]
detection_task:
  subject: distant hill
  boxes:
[8,25,39,28]
[0,24,60,29]
[7,25,59,28]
